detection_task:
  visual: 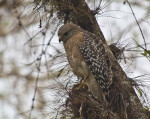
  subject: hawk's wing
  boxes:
[80,32,112,92]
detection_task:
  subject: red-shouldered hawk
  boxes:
[58,23,112,105]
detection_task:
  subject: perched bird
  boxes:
[58,23,112,104]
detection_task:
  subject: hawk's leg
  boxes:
[76,76,87,89]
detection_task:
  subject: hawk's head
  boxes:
[58,23,81,43]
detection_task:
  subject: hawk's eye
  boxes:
[64,32,68,36]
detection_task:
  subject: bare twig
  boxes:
[126,0,147,50]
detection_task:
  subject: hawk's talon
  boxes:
[76,77,86,90]
[76,82,85,90]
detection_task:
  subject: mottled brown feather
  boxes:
[58,23,112,105]
[64,32,90,78]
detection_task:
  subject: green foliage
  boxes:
[137,88,143,97]
[141,50,150,57]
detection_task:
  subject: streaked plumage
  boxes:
[58,23,112,104]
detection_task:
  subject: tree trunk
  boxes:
[52,0,150,118]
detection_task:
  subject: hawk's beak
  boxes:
[59,36,62,42]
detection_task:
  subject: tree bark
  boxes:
[51,0,150,118]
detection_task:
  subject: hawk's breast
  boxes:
[64,32,90,77]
